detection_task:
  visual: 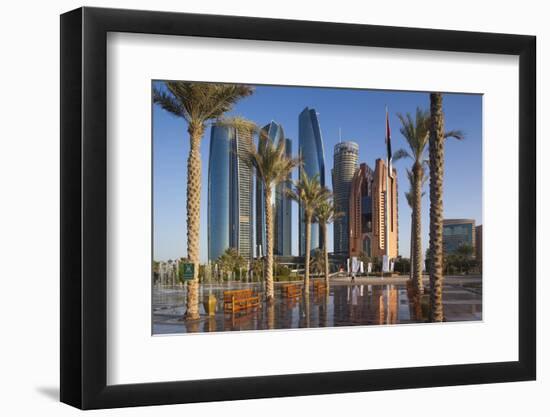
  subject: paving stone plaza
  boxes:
[153,276,482,334]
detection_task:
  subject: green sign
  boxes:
[180,263,195,280]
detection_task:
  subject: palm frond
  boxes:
[405,190,413,209]
[396,107,430,164]
[289,171,330,218]
[204,84,255,121]
[156,81,253,125]
[406,168,414,186]
[444,129,465,141]
[153,88,186,118]
[217,116,258,135]
[219,116,301,189]
[393,148,411,161]
[313,198,344,225]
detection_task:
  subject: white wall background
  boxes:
[0,0,545,416]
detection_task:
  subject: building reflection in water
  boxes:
[152,281,481,334]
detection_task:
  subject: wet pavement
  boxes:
[152,277,482,334]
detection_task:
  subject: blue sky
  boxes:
[153,82,482,262]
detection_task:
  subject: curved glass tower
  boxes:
[208,124,254,261]
[332,141,359,254]
[256,122,292,257]
[298,107,326,256]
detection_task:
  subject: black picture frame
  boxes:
[60,6,536,410]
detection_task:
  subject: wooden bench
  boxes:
[282,283,301,299]
[225,311,254,329]
[223,289,260,313]
[313,280,326,293]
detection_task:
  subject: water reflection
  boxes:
[153,280,482,334]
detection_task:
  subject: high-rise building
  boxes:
[208,124,254,261]
[298,107,326,256]
[443,219,476,254]
[332,141,359,254]
[349,163,374,257]
[371,158,399,259]
[256,122,292,257]
[276,137,293,256]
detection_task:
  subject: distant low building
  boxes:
[443,219,476,254]
[476,225,483,265]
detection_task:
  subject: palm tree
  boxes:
[221,117,301,301]
[310,249,324,277]
[250,258,264,282]
[288,171,331,295]
[217,247,246,281]
[405,168,427,282]
[428,93,464,322]
[313,198,343,291]
[393,108,430,293]
[404,172,414,280]
[456,243,475,274]
[153,82,253,320]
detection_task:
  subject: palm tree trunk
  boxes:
[322,223,330,292]
[267,302,275,329]
[184,123,204,321]
[410,213,414,280]
[412,163,424,293]
[304,294,311,328]
[265,186,275,301]
[304,214,312,295]
[429,93,445,322]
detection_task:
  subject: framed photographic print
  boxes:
[60,6,536,410]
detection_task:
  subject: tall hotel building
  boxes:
[298,107,326,256]
[349,159,398,259]
[256,122,292,257]
[349,163,374,257]
[332,141,359,254]
[372,159,399,258]
[207,124,254,261]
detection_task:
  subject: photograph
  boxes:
[151,81,482,334]
[0,0,542,413]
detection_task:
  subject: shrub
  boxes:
[275,265,291,277]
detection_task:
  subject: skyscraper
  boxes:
[256,122,292,257]
[208,124,254,261]
[298,107,326,256]
[371,158,398,258]
[332,141,359,254]
[349,163,374,257]
[275,137,293,256]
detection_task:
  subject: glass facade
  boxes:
[298,107,326,256]
[442,219,476,254]
[275,138,293,256]
[208,124,254,261]
[256,122,292,257]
